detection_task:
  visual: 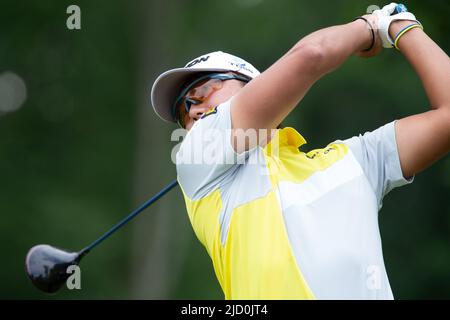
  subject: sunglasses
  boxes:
[172,73,250,128]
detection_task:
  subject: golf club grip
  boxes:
[80,179,179,254]
[392,4,407,15]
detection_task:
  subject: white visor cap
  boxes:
[150,51,260,123]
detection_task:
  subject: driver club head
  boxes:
[25,244,85,293]
[24,180,178,294]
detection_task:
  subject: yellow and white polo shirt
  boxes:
[176,98,412,300]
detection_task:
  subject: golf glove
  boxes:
[373,2,421,48]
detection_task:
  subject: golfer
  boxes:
[151,3,450,299]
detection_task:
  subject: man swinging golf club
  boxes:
[151,3,450,299]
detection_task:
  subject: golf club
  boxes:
[25,179,178,293]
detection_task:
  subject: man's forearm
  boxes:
[389,21,450,111]
[231,19,376,133]
[287,19,373,75]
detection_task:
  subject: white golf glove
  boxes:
[373,3,421,48]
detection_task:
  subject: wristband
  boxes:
[393,23,423,50]
[354,17,375,52]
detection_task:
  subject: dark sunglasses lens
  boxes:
[175,98,196,128]
[185,98,202,112]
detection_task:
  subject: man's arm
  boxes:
[231,19,377,151]
[390,21,450,178]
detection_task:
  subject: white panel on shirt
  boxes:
[281,121,413,299]
[340,120,414,209]
[278,153,394,299]
[176,98,252,200]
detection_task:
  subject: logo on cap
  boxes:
[185,55,210,68]
[229,62,254,74]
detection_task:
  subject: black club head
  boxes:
[25,244,84,293]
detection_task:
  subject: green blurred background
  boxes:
[0,0,449,299]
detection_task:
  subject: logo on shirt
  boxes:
[306,146,336,159]
[200,106,218,119]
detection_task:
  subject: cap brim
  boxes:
[151,67,234,123]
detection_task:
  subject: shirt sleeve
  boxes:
[176,98,251,200]
[341,120,414,209]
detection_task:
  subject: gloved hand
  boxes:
[372,3,421,48]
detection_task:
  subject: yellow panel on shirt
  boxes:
[179,125,348,299]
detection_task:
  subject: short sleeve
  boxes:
[176,98,251,200]
[341,121,413,209]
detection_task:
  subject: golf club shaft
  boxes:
[79,179,179,256]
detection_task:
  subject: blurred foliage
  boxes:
[0,0,448,299]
